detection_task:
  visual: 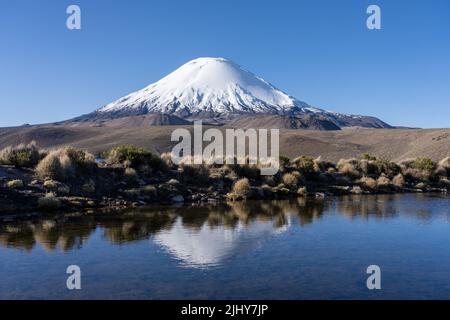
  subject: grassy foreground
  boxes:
[1,142,450,214]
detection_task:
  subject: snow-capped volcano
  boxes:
[77,57,390,129]
[99,57,314,116]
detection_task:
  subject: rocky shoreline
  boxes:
[1,144,450,215]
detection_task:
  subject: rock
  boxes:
[171,195,184,203]
[315,192,326,198]
[167,179,180,185]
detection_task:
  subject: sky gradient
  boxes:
[0,0,449,128]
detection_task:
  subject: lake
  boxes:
[1,194,450,299]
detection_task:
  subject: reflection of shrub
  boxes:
[36,147,95,181]
[232,178,251,198]
[0,141,40,168]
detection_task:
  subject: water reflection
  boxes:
[0,194,447,265]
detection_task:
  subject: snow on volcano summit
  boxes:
[91,57,391,129]
[98,57,314,116]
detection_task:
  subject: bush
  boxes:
[373,159,400,177]
[180,164,210,185]
[36,147,96,181]
[43,179,58,190]
[392,174,405,187]
[232,164,260,180]
[313,156,335,173]
[410,158,436,173]
[0,141,40,168]
[359,176,377,189]
[292,156,315,174]
[403,168,431,182]
[439,157,450,169]
[6,179,23,189]
[377,175,391,188]
[160,152,175,168]
[437,157,450,177]
[279,155,291,167]
[105,145,166,171]
[282,173,298,187]
[232,178,251,198]
[438,178,450,188]
[360,153,378,161]
[337,159,361,178]
[297,186,308,196]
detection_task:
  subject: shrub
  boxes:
[337,159,361,178]
[297,186,308,196]
[313,156,335,173]
[360,153,377,161]
[233,164,260,180]
[410,158,437,173]
[105,145,166,171]
[0,141,40,168]
[36,147,96,181]
[37,193,61,211]
[437,157,450,177]
[279,155,291,167]
[439,157,450,169]
[180,164,210,185]
[232,178,251,198]
[403,168,431,182]
[377,175,391,188]
[373,159,400,177]
[43,180,58,190]
[359,176,377,189]
[436,165,448,177]
[282,173,298,187]
[392,173,405,187]
[327,167,336,174]
[438,178,450,188]
[292,156,315,174]
[6,179,23,189]
[263,175,277,187]
[160,152,175,168]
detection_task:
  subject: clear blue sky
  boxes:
[0,0,449,128]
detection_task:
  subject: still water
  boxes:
[1,194,450,299]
